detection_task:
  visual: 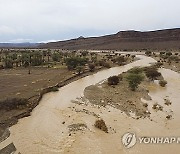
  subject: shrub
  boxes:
[175,53,179,56]
[126,54,130,57]
[166,52,172,56]
[65,57,88,70]
[160,51,165,55]
[169,55,179,61]
[88,63,95,72]
[76,66,85,75]
[118,75,123,81]
[131,55,136,59]
[51,87,59,92]
[108,76,119,85]
[94,119,108,133]
[126,73,144,91]
[0,98,28,111]
[128,67,143,74]
[98,60,105,66]
[164,99,172,106]
[152,103,163,111]
[115,56,126,65]
[159,80,167,87]
[81,51,88,57]
[160,54,169,59]
[155,62,163,68]
[52,52,61,62]
[166,115,172,119]
[144,67,161,80]
[103,62,111,68]
[145,51,152,56]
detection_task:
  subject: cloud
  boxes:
[9,38,33,43]
[38,39,61,43]
[0,0,180,42]
[0,26,16,35]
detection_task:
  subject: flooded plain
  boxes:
[0,55,180,154]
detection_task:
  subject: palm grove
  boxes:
[0,49,135,74]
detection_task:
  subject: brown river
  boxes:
[0,55,180,154]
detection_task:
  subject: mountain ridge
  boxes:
[0,42,42,48]
[39,28,180,50]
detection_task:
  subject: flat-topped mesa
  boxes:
[116,29,180,39]
[116,30,142,38]
[39,28,180,50]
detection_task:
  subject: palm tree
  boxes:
[47,49,51,62]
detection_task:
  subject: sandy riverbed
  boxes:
[1,55,180,154]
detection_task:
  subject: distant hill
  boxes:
[0,42,42,48]
[39,28,180,50]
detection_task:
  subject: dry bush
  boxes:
[0,98,28,111]
[159,80,167,87]
[108,76,119,85]
[152,103,163,111]
[164,99,172,106]
[94,119,108,133]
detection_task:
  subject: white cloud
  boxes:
[0,26,16,35]
[9,38,33,43]
[0,0,180,42]
[38,39,61,43]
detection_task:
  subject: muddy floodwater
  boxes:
[0,55,180,154]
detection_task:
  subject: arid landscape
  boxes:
[0,47,180,153]
[0,0,180,153]
[40,28,180,50]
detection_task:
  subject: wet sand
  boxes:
[1,55,180,153]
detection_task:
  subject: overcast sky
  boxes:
[0,0,180,43]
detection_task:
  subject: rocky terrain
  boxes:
[40,28,180,50]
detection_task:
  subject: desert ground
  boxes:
[0,50,180,154]
[0,49,134,131]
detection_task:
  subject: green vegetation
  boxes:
[65,57,88,70]
[88,63,95,72]
[113,56,127,65]
[158,51,180,66]
[125,67,144,91]
[0,49,136,77]
[126,73,144,91]
[52,52,62,62]
[51,87,59,92]
[144,66,161,80]
[76,65,85,75]
[98,60,111,68]
[128,67,143,74]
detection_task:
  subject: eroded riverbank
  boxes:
[1,55,180,154]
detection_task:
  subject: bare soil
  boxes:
[0,66,72,136]
[84,73,152,119]
[0,66,73,100]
